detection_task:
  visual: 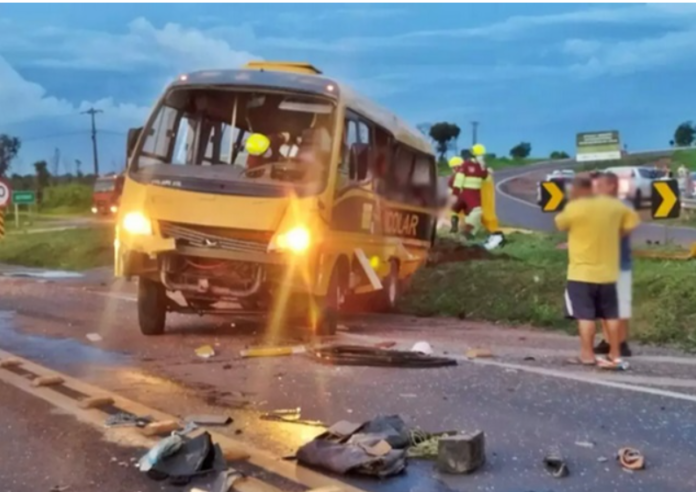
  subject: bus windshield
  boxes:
[131,87,337,195]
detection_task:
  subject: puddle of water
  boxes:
[3,270,83,279]
[0,311,128,370]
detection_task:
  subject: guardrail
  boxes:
[682,198,696,209]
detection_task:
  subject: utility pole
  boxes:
[52,147,61,185]
[81,108,103,176]
[471,121,479,146]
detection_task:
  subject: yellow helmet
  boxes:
[448,156,464,168]
[472,143,486,156]
[246,133,271,156]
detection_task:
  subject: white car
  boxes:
[604,166,656,208]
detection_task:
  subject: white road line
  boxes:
[337,332,696,404]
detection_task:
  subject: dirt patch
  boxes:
[428,240,509,265]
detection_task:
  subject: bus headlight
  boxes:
[122,212,152,235]
[110,205,118,214]
[273,226,311,254]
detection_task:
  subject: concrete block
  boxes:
[78,396,114,409]
[140,420,180,437]
[0,358,22,368]
[437,431,486,474]
[31,376,65,387]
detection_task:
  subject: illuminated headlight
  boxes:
[122,212,152,235]
[91,207,98,214]
[110,205,118,213]
[271,226,311,254]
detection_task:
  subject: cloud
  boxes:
[0,56,147,128]
[563,28,696,77]
[1,17,260,72]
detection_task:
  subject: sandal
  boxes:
[566,357,597,366]
[597,357,630,371]
[618,447,645,470]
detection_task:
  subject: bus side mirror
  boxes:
[127,127,143,158]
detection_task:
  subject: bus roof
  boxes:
[171,65,434,156]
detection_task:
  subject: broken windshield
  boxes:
[131,87,337,194]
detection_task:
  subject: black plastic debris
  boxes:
[543,448,569,478]
[144,432,226,485]
[310,345,457,368]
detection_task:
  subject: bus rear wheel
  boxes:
[138,277,167,336]
[308,267,344,337]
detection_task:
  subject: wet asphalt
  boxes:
[1,275,696,492]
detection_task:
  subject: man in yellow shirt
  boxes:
[554,176,640,367]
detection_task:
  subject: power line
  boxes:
[81,108,103,176]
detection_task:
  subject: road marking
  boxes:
[0,348,368,492]
[337,332,696,404]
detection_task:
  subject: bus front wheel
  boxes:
[138,277,167,336]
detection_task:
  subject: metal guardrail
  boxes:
[682,198,696,209]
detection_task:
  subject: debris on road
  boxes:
[311,345,457,368]
[437,431,486,474]
[240,345,306,358]
[105,412,153,428]
[618,447,645,470]
[50,486,70,492]
[141,420,181,437]
[85,333,103,343]
[411,341,433,355]
[374,341,397,349]
[465,348,493,359]
[140,431,226,484]
[575,440,595,449]
[195,345,216,359]
[543,448,569,478]
[260,408,325,427]
[185,414,233,426]
[296,415,409,478]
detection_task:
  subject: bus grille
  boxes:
[159,221,269,254]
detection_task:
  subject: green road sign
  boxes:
[575,130,622,163]
[12,190,36,205]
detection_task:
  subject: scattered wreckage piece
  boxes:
[141,420,182,437]
[310,345,457,368]
[240,345,307,358]
[436,431,486,474]
[543,447,569,478]
[618,447,645,470]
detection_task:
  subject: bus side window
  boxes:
[386,146,415,202]
[411,154,435,207]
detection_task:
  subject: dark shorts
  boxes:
[564,281,619,320]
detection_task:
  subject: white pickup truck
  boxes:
[604,166,662,209]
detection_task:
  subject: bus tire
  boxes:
[310,267,343,337]
[374,260,400,313]
[138,277,167,336]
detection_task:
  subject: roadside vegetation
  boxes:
[0,227,113,270]
[401,233,696,351]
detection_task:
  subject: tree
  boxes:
[34,160,51,190]
[550,150,570,159]
[673,122,695,147]
[510,142,532,159]
[669,139,675,147]
[429,122,461,160]
[0,134,21,177]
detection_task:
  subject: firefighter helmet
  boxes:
[472,143,486,156]
[448,156,464,168]
[246,133,271,156]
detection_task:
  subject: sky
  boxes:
[1,2,696,175]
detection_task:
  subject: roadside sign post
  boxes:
[651,179,680,245]
[0,178,11,239]
[539,180,566,213]
[11,190,37,229]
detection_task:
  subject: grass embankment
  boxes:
[401,233,696,350]
[437,157,544,176]
[0,227,113,270]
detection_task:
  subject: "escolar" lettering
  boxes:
[383,211,419,237]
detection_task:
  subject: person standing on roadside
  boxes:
[554,176,640,368]
[594,172,633,358]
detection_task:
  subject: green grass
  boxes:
[673,149,696,170]
[401,233,696,350]
[0,227,113,270]
[437,157,545,175]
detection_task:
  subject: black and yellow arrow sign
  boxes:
[539,180,566,213]
[651,179,680,219]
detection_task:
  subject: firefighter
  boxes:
[447,156,465,233]
[455,147,488,239]
[245,132,289,170]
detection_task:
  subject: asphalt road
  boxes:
[2,272,696,491]
[0,380,169,492]
[494,152,696,245]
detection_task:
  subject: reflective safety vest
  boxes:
[453,160,488,190]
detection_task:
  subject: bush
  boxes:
[41,183,92,212]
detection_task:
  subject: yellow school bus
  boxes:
[116,61,440,336]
